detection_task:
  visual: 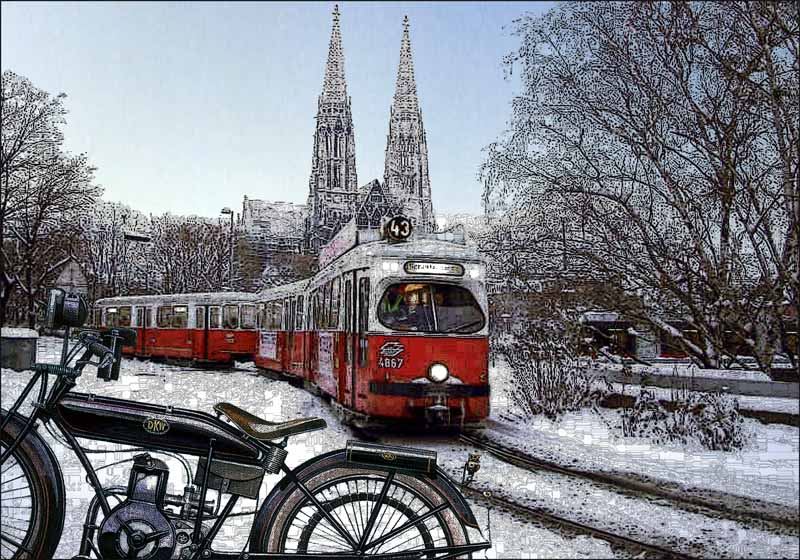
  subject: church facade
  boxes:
[239,6,437,287]
[304,6,436,251]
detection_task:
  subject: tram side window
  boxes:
[273,301,283,330]
[330,277,341,329]
[93,308,102,327]
[223,305,239,329]
[118,306,132,327]
[145,308,153,328]
[196,307,205,329]
[241,304,257,330]
[311,290,319,330]
[256,304,265,329]
[172,306,188,328]
[209,307,222,329]
[105,307,118,327]
[358,278,369,367]
[157,306,173,328]
[295,296,304,331]
[323,282,332,329]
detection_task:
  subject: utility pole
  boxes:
[221,207,234,291]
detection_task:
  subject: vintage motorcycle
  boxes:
[0,289,490,559]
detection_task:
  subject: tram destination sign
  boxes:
[404,262,464,276]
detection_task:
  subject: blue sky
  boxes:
[1,1,554,218]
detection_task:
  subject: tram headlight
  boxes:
[382,260,400,273]
[428,363,449,383]
[469,266,482,279]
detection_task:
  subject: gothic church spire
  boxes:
[305,5,359,253]
[383,15,434,232]
[321,4,347,103]
[393,16,419,115]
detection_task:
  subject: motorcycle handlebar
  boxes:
[86,341,114,366]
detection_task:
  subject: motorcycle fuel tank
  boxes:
[53,392,261,464]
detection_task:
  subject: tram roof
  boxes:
[255,279,311,302]
[95,292,259,307]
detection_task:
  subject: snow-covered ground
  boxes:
[2,338,798,558]
[488,357,800,512]
[607,381,800,415]
[611,362,777,382]
[2,337,617,559]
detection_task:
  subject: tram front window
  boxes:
[378,283,485,334]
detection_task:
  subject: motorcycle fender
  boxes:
[250,448,478,551]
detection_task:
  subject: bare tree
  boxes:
[483,1,798,371]
[3,152,99,326]
[1,70,73,324]
[149,215,231,294]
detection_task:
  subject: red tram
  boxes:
[254,221,490,428]
[93,292,259,364]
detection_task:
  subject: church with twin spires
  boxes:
[239,5,435,273]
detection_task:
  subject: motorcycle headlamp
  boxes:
[46,288,88,329]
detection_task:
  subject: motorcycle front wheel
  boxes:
[1,410,64,560]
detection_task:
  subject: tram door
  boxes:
[344,272,369,410]
[344,276,355,407]
[135,307,147,355]
[193,305,209,360]
[356,277,370,410]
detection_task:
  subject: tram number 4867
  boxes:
[378,357,404,369]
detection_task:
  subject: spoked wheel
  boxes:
[253,466,472,558]
[1,411,64,560]
[0,447,34,559]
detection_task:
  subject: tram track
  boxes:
[459,431,800,536]
[352,429,701,559]
[459,484,699,559]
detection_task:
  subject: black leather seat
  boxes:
[214,402,326,441]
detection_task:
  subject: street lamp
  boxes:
[221,207,234,291]
[123,232,152,294]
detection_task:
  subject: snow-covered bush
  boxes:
[499,324,608,421]
[622,388,748,451]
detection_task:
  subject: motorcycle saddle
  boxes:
[214,402,326,441]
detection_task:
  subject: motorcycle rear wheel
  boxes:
[250,458,472,558]
[1,410,64,560]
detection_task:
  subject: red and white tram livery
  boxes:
[255,219,490,427]
[94,292,259,363]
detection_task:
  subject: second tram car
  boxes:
[93,292,259,363]
[254,220,490,428]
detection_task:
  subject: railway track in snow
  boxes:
[459,484,698,559]
[459,431,799,536]
[353,429,699,559]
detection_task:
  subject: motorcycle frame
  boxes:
[1,328,490,560]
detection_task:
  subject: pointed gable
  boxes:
[356,180,403,229]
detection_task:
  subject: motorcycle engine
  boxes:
[99,454,176,560]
